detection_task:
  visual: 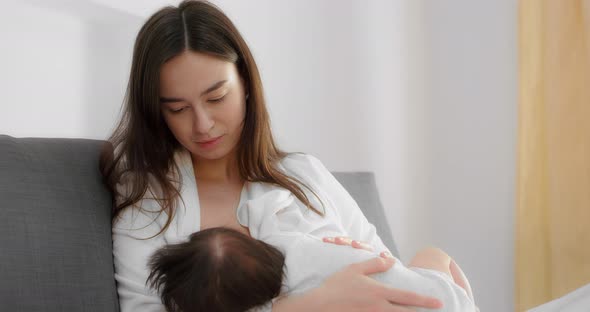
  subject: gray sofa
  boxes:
[0,135,398,311]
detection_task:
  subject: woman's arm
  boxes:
[272,257,443,312]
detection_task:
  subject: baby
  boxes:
[148,226,476,312]
[147,182,478,311]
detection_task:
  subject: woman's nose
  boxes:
[191,105,214,134]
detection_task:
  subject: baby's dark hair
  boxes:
[147,227,285,312]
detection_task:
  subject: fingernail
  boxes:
[323,237,334,243]
[429,298,443,308]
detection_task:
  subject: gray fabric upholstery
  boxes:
[0,135,119,312]
[0,135,398,311]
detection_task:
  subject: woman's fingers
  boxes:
[336,236,352,245]
[316,257,444,311]
[349,258,443,309]
[370,302,416,312]
[350,256,396,275]
[351,239,374,251]
[322,236,351,245]
[380,251,394,259]
[384,288,443,310]
[321,237,336,245]
[387,304,420,312]
[322,236,374,251]
[349,259,443,310]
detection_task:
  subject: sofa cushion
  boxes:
[0,135,119,312]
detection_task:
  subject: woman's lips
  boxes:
[198,136,221,144]
[196,135,223,148]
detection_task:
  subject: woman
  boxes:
[103,0,466,311]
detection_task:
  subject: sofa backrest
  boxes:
[0,135,119,312]
[0,135,398,311]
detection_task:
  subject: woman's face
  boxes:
[159,51,247,162]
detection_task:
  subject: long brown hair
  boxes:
[100,0,325,239]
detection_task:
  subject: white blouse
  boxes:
[112,149,391,312]
[239,182,478,311]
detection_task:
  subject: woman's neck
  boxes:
[191,153,241,184]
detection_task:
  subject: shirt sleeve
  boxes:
[291,153,393,256]
[112,197,168,312]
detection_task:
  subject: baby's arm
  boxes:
[409,247,474,302]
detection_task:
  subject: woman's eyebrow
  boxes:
[159,80,228,104]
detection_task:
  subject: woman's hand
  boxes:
[323,236,394,259]
[273,256,443,312]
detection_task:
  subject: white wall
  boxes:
[415,1,517,311]
[0,0,141,139]
[0,1,516,311]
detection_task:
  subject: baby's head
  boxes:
[147,227,285,312]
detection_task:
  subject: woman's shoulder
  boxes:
[280,152,325,172]
[112,172,174,234]
[112,201,170,241]
[111,149,186,239]
[279,152,332,185]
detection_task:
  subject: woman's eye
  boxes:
[209,95,226,103]
[167,95,225,114]
[169,107,188,113]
